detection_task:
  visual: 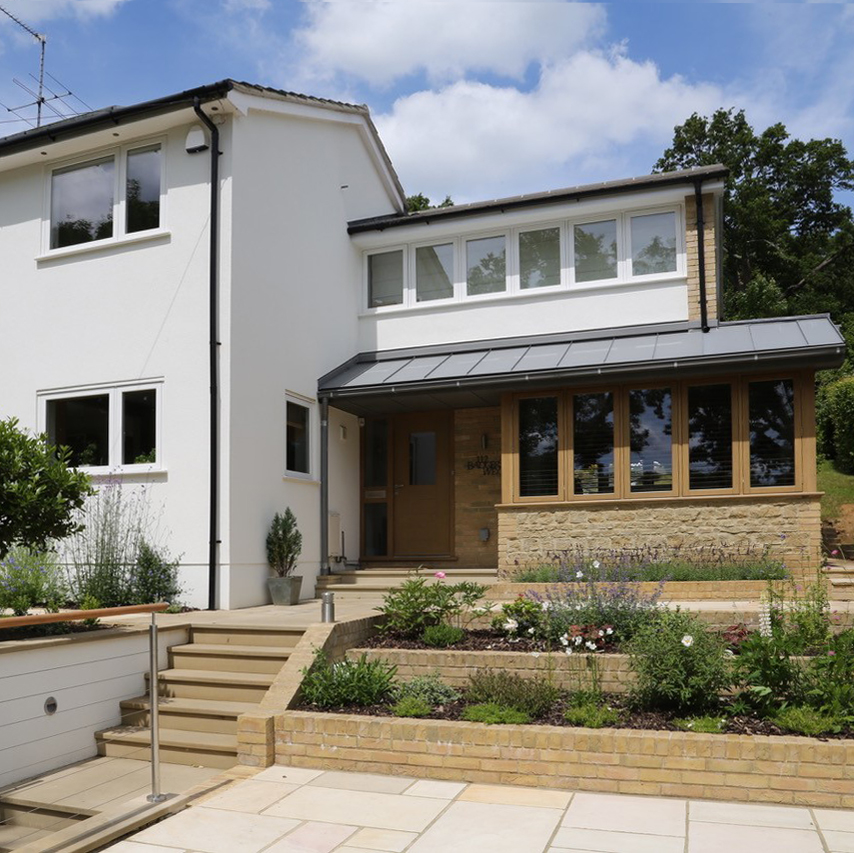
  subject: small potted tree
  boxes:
[266,508,303,605]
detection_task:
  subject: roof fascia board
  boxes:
[228,89,405,213]
[349,185,702,249]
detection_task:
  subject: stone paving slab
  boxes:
[107,764,854,853]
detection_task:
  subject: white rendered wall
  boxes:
[0,627,187,789]
[222,109,395,608]
[0,117,232,609]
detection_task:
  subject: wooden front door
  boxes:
[392,411,453,557]
[361,411,453,559]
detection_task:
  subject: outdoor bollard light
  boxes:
[321,591,335,623]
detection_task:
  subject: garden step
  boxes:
[316,569,498,588]
[188,625,305,647]
[120,695,258,734]
[94,726,236,768]
[169,643,291,674]
[147,668,274,702]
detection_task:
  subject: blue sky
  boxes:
[1,1,852,204]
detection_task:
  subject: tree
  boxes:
[406,193,454,212]
[654,109,854,341]
[0,418,93,560]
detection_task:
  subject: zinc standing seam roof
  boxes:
[319,316,844,412]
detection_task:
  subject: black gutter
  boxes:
[0,80,235,157]
[694,179,710,333]
[347,165,729,234]
[193,98,222,612]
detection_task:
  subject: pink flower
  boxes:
[434,571,446,579]
[828,650,836,656]
[832,550,840,556]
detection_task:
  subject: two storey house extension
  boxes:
[0,80,844,609]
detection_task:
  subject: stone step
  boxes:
[95,726,236,769]
[147,668,274,703]
[120,695,259,735]
[188,625,305,648]
[169,643,291,674]
[318,569,497,584]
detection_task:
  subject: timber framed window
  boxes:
[506,373,810,502]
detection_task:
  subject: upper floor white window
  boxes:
[48,142,164,251]
[40,381,162,472]
[363,205,684,312]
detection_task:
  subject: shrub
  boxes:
[395,672,460,706]
[491,595,545,639]
[803,630,854,722]
[421,623,464,648]
[392,696,433,718]
[300,651,397,708]
[461,703,531,725]
[628,610,731,714]
[819,377,854,472]
[774,706,842,737]
[732,632,803,713]
[673,716,727,734]
[563,703,620,729]
[466,669,558,718]
[376,576,487,639]
[767,581,831,653]
[132,541,181,604]
[0,547,66,616]
[266,509,302,577]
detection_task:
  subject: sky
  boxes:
[0,0,852,205]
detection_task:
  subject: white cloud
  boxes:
[0,0,129,24]
[223,0,270,12]
[375,49,729,202]
[291,0,606,88]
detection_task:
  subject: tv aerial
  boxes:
[0,3,92,130]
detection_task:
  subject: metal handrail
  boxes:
[0,602,168,628]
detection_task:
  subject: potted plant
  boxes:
[266,508,303,605]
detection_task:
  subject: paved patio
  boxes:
[108,765,854,853]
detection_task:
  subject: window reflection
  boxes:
[519,397,558,496]
[574,220,617,283]
[47,395,110,467]
[466,236,506,296]
[629,388,673,492]
[688,384,733,489]
[50,158,115,249]
[416,243,454,302]
[573,392,614,494]
[631,212,677,275]
[369,250,404,307]
[749,380,795,487]
[520,228,560,289]
[126,146,161,233]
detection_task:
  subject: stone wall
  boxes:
[685,191,718,323]
[497,495,822,580]
[453,407,501,567]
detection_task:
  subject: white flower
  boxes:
[504,619,518,632]
[530,652,541,658]
[592,560,601,569]
[724,649,735,658]
[605,628,613,635]
[560,634,569,646]
[576,571,584,579]
[598,630,604,637]
[528,627,535,635]
[574,635,583,646]
[585,641,598,651]
[565,648,573,656]
[681,635,694,648]
[541,600,552,611]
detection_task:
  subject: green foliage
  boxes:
[817,459,854,522]
[391,696,433,718]
[421,623,464,648]
[732,633,803,713]
[132,541,182,604]
[818,377,854,473]
[266,509,302,577]
[0,418,93,560]
[395,672,460,706]
[774,705,842,737]
[563,703,620,729]
[0,547,66,616]
[673,716,727,734]
[803,630,854,722]
[80,593,101,628]
[655,108,854,335]
[628,610,731,714]
[767,580,831,653]
[461,703,531,725]
[300,650,397,709]
[466,669,559,719]
[405,193,454,212]
[376,576,487,639]
[492,595,544,637]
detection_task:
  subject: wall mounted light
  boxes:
[481,433,489,450]
[185,125,209,154]
[479,527,490,542]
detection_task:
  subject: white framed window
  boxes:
[466,233,507,297]
[366,247,406,309]
[44,140,166,254]
[285,395,313,478]
[413,241,456,304]
[517,225,563,291]
[39,380,162,473]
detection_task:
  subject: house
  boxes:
[0,80,844,609]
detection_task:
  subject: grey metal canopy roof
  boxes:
[319,316,845,415]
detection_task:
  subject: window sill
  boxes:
[87,466,166,478]
[36,229,171,263]
[283,475,320,486]
[497,491,822,510]
[359,275,687,319]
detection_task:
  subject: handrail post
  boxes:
[147,612,167,803]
